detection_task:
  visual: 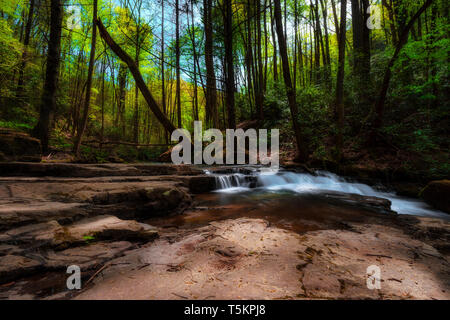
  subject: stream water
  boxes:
[209,168,448,219]
[146,168,448,234]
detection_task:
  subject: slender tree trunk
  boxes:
[335,0,347,162]
[320,0,332,88]
[224,0,236,129]
[117,62,127,136]
[256,0,264,121]
[17,0,35,100]
[176,0,182,128]
[73,0,98,156]
[101,58,105,143]
[204,0,218,128]
[161,0,168,143]
[270,1,278,81]
[189,0,199,121]
[273,0,308,162]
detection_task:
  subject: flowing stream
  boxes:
[206,168,448,219]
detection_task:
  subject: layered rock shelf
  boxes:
[0,163,449,300]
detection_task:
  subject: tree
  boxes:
[224,0,236,129]
[16,0,35,100]
[203,0,219,128]
[273,0,308,162]
[97,18,178,135]
[335,0,347,161]
[73,0,98,156]
[33,0,63,153]
[176,0,182,128]
[371,0,434,137]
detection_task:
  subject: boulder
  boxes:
[64,215,158,242]
[421,180,450,214]
[0,128,41,162]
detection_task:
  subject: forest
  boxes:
[1,0,450,301]
[0,0,448,176]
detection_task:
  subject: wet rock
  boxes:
[391,182,424,198]
[182,175,216,193]
[322,191,396,215]
[421,180,450,214]
[0,128,41,163]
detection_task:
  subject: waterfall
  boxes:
[206,168,448,218]
[204,170,252,190]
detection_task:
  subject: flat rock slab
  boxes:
[0,163,204,178]
[0,201,88,230]
[74,217,450,300]
[0,241,135,287]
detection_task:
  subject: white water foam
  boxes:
[208,169,448,218]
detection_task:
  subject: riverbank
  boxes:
[0,163,449,299]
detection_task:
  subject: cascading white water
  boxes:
[215,174,249,189]
[205,170,253,190]
[208,168,448,219]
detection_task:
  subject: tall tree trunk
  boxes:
[117,62,127,136]
[32,0,63,154]
[176,0,182,128]
[256,0,264,121]
[189,0,199,121]
[16,0,35,100]
[224,0,236,129]
[161,0,168,143]
[204,0,218,128]
[335,0,347,162]
[73,0,98,156]
[100,58,105,144]
[270,1,278,81]
[273,0,308,162]
[351,0,371,88]
[320,0,332,88]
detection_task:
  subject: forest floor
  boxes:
[0,163,449,300]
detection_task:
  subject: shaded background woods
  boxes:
[0,0,448,178]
